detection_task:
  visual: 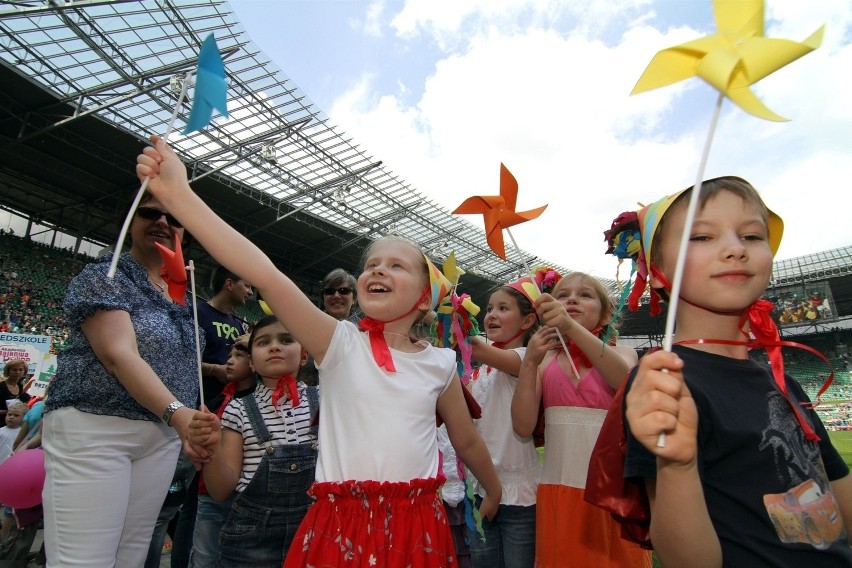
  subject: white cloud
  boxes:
[332,0,851,279]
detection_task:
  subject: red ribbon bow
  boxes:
[677,300,829,443]
[359,318,397,372]
[565,340,593,374]
[216,382,238,419]
[271,374,300,410]
[743,299,820,442]
[356,285,431,373]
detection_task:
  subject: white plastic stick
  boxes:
[107,73,192,278]
[188,260,205,410]
[506,227,581,379]
[656,91,724,448]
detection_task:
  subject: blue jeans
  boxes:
[216,444,316,568]
[469,497,536,568]
[171,471,199,568]
[189,492,236,568]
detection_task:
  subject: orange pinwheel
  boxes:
[154,231,187,305]
[453,163,547,260]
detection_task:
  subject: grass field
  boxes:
[829,430,852,469]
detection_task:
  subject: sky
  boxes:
[227,0,852,281]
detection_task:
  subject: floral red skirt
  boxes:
[283,477,457,567]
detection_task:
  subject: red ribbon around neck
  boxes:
[357,285,431,373]
[270,374,300,410]
[564,340,593,375]
[359,317,397,372]
[675,299,831,442]
[216,382,238,419]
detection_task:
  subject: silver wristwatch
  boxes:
[161,400,185,426]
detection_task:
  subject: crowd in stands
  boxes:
[0,231,268,350]
[0,231,82,352]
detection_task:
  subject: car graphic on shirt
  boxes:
[764,479,845,550]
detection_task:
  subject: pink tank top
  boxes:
[541,354,615,411]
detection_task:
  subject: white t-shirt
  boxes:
[316,321,455,482]
[470,347,541,506]
[0,425,21,465]
[221,382,315,493]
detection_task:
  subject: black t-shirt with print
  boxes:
[625,345,852,567]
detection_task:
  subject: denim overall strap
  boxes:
[242,389,273,453]
[306,385,319,437]
[217,393,317,568]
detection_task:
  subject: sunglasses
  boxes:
[323,287,353,296]
[136,206,183,228]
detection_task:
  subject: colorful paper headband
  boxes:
[505,276,541,304]
[425,254,452,312]
[605,177,785,316]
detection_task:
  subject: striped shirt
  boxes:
[221,381,316,493]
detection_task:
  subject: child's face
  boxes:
[249,321,305,378]
[5,408,25,428]
[225,345,252,383]
[654,190,773,313]
[357,240,428,322]
[553,276,604,332]
[484,290,532,344]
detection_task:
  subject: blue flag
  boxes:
[183,34,228,134]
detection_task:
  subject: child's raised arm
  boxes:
[626,350,721,567]
[437,376,502,520]
[136,137,337,362]
[511,326,551,437]
[470,337,523,376]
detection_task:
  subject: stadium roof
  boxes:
[0,0,574,304]
[1,0,849,341]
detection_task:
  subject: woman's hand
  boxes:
[171,406,217,464]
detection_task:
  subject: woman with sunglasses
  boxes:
[42,193,208,566]
[320,268,359,324]
[297,268,359,386]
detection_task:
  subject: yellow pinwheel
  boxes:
[442,251,465,288]
[632,0,823,121]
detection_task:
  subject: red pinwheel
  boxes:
[453,163,547,260]
[154,230,187,305]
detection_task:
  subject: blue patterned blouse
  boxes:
[46,252,200,421]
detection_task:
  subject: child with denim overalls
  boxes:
[195,315,318,567]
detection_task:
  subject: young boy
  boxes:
[0,401,26,464]
[614,177,852,566]
[189,334,256,568]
